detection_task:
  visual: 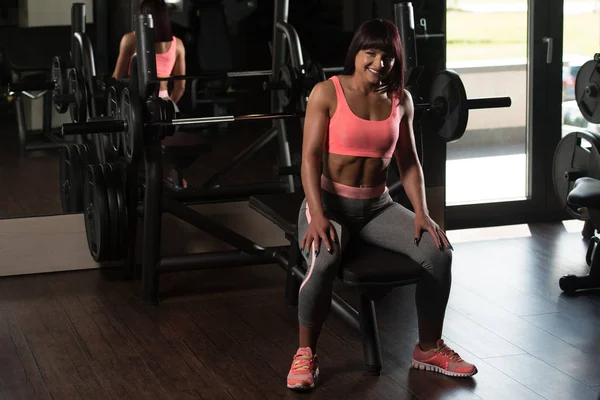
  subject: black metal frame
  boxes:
[131,4,302,304]
[10,3,105,159]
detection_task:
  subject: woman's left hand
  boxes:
[414,213,453,250]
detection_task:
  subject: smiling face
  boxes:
[354,48,395,85]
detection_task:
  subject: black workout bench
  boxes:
[249,192,423,375]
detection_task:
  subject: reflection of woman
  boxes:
[111,0,186,104]
[286,19,477,391]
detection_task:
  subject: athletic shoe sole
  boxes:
[287,367,320,390]
[411,360,478,378]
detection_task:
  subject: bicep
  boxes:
[112,35,133,79]
[302,83,331,158]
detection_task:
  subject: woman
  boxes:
[287,19,477,391]
[111,0,186,104]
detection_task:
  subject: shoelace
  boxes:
[435,345,463,362]
[291,355,312,372]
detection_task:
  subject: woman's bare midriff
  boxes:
[323,153,391,187]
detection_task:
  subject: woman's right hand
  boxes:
[301,213,337,257]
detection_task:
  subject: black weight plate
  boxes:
[120,87,143,164]
[277,62,297,108]
[111,162,129,259]
[59,144,84,213]
[105,85,122,156]
[68,68,88,124]
[76,143,91,167]
[422,69,468,142]
[575,60,600,124]
[553,130,600,218]
[101,163,121,261]
[300,60,326,111]
[83,164,110,262]
[51,56,69,114]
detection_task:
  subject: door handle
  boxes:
[542,37,553,64]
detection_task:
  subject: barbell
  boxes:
[60,67,511,164]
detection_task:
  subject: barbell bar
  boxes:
[61,111,305,136]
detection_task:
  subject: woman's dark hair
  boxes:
[342,19,404,100]
[139,0,173,43]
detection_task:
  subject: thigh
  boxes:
[358,203,446,270]
[297,198,351,259]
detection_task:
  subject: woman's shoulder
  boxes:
[174,36,185,51]
[311,78,337,100]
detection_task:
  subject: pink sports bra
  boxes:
[327,76,402,159]
[155,36,177,77]
[129,34,177,78]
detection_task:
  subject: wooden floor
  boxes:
[0,221,599,399]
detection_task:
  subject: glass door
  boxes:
[561,0,600,139]
[444,0,555,229]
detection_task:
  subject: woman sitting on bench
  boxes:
[287,19,477,391]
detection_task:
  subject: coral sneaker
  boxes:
[286,347,320,390]
[411,339,478,378]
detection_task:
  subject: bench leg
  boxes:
[285,242,301,306]
[359,294,382,375]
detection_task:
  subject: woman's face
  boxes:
[354,48,395,84]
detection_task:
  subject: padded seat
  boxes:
[568,177,600,208]
[342,242,422,287]
[249,193,423,286]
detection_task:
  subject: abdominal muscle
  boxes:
[323,152,391,187]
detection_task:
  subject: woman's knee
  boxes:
[420,237,453,278]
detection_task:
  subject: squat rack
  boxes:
[135,0,308,304]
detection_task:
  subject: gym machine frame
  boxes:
[133,13,295,304]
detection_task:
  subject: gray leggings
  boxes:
[297,188,453,328]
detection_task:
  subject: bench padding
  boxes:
[568,177,600,208]
[249,193,422,286]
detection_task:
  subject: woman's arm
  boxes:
[393,89,429,217]
[112,33,135,79]
[301,81,331,218]
[169,38,186,103]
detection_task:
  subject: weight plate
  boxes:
[105,85,122,156]
[83,164,110,262]
[101,163,121,261]
[51,56,69,114]
[111,162,129,259]
[68,68,88,124]
[300,60,326,111]
[422,69,468,142]
[553,130,600,218]
[59,144,84,213]
[76,143,92,167]
[277,62,298,108]
[575,60,600,124]
[120,87,143,164]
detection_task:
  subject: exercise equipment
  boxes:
[83,162,129,262]
[559,175,600,293]
[575,53,600,124]
[65,70,511,159]
[553,130,600,219]
[554,53,600,293]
